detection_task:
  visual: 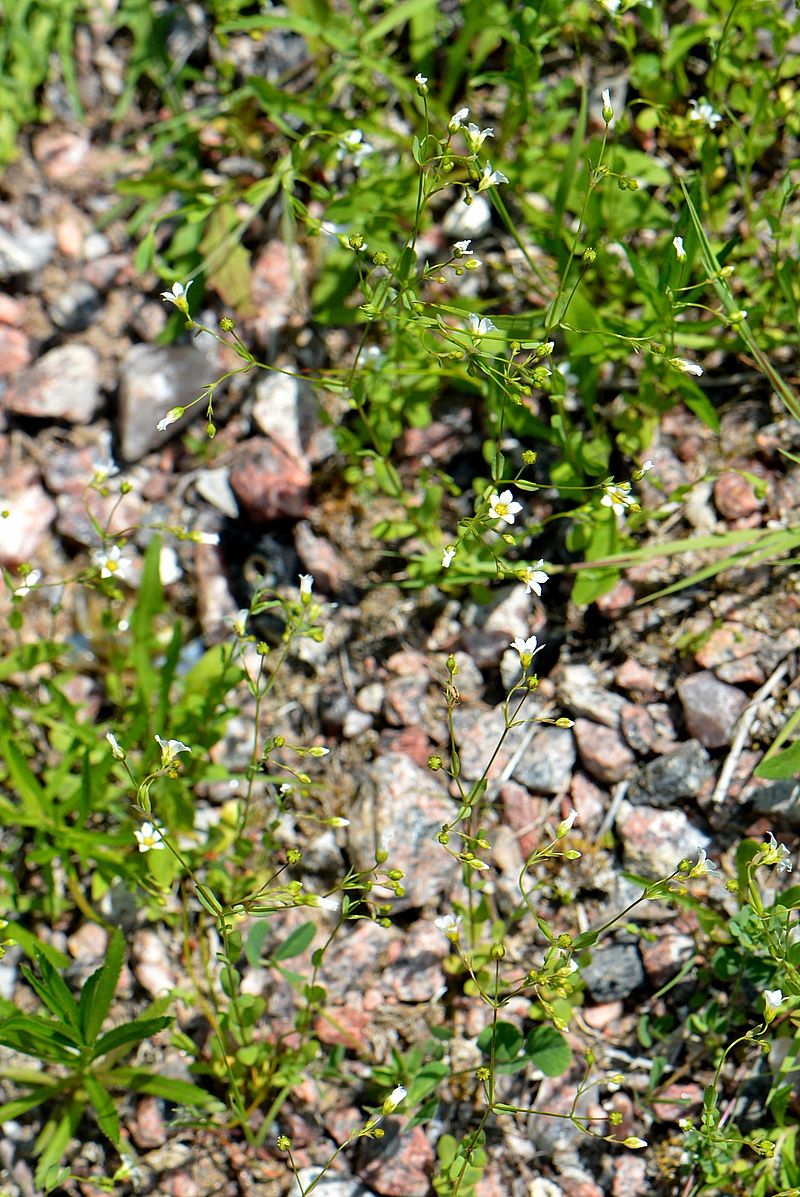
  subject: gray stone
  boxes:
[751,780,800,828]
[194,466,239,518]
[294,1170,369,1197]
[558,663,628,728]
[628,740,713,808]
[117,344,210,461]
[4,344,100,422]
[252,368,317,465]
[573,718,635,783]
[582,943,644,1002]
[512,724,576,795]
[0,222,55,279]
[617,802,712,879]
[48,280,102,331]
[348,753,454,911]
[676,671,749,748]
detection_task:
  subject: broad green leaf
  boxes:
[754,740,800,780]
[272,921,317,963]
[524,1025,572,1076]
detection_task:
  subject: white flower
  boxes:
[521,560,548,596]
[135,821,166,853]
[688,847,719,878]
[190,531,220,545]
[14,569,41,597]
[764,988,784,1019]
[415,74,427,87]
[510,635,545,666]
[601,481,634,515]
[160,280,193,308]
[383,1086,407,1114]
[156,406,185,432]
[600,0,621,11]
[106,731,126,760]
[311,893,340,911]
[155,735,192,767]
[489,489,523,524]
[338,128,373,165]
[669,357,704,377]
[766,831,793,874]
[601,88,613,122]
[640,459,654,473]
[93,544,132,580]
[442,545,456,568]
[434,913,462,940]
[453,240,472,257]
[448,107,470,132]
[299,573,314,599]
[477,162,509,192]
[464,123,494,153]
[556,808,578,838]
[279,782,293,796]
[673,235,686,261]
[230,608,249,636]
[688,98,722,130]
[468,312,496,337]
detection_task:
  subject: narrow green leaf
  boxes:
[79,929,124,1045]
[84,1075,120,1145]
[92,1016,172,1061]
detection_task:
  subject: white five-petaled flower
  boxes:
[155,735,192,767]
[106,731,126,760]
[688,847,719,878]
[14,569,42,597]
[156,406,185,432]
[135,821,166,853]
[767,831,793,873]
[488,489,523,524]
[442,545,456,568]
[434,913,462,940]
[160,281,193,308]
[673,235,686,261]
[299,573,314,600]
[415,74,427,87]
[93,544,132,581]
[601,481,634,515]
[669,357,704,377]
[382,1085,407,1114]
[468,312,496,337]
[477,162,509,192]
[464,123,494,153]
[688,98,722,130]
[764,988,784,1019]
[448,107,469,133]
[453,240,472,257]
[510,635,545,667]
[521,560,549,597]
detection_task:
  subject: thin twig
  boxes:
[711,655,793,806]
[598,779,629,839]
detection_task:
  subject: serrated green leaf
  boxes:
[84,1075,120,1145]
[92,1016,172,1061]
